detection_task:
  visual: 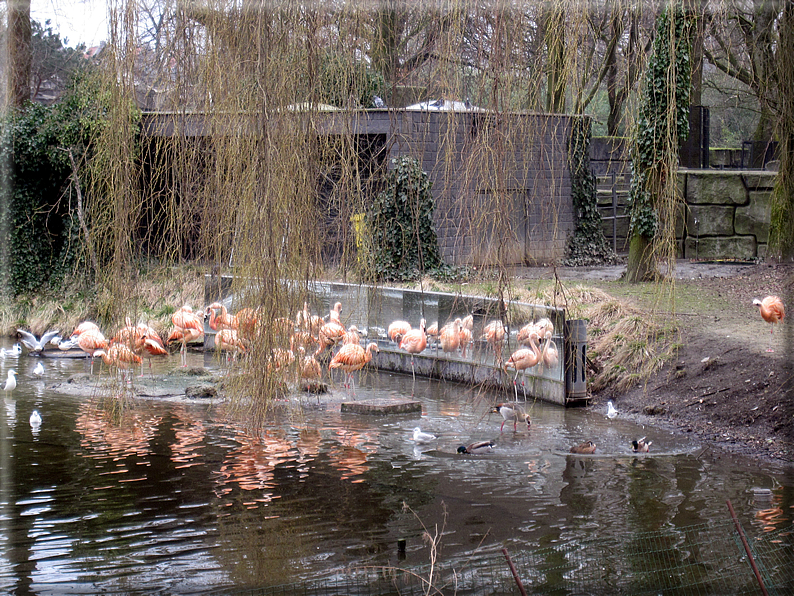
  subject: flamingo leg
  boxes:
[767,325,775,352]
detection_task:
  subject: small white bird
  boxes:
[4,370,17,393]
[30,409,42,429]
[33,362,44,376]
[412,427,437,444]
[1,344,22,358]
[607,400,618,419]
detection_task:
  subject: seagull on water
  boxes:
[412,427,437,444]
[30,409,42,430]
[1,344,22,358]
[4,370,17,394]
[33,362,44,376]
[607,400,618,419]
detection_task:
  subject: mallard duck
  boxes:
[570,441,596,454]
[457,440,495,454]
[632,437,652,452]
[492,403,531,432]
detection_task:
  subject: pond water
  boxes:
[1,343,792,594]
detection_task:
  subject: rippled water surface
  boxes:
[1,343,792,594]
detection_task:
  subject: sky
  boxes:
[30,0,109,49]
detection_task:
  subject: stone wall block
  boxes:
[735,190,772,242]
[685,205,735,236]
[743,172,776,190]
[685,172,747,205]
[684,236,756,260]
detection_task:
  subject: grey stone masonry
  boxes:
[678,170,777,260]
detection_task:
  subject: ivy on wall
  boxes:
[365,156,449,281]
[564,115,617,266]
[0,73,107,295]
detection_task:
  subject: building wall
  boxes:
[386,111,574,266]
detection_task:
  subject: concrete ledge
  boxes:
[341,398,423,415]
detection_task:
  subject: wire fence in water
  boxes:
[230,517,794,596]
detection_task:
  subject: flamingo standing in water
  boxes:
[113,319,167,376]
[399,319,427,381]
[753,295,785,352]
[504,331,541,400]
[94,344,142,383]
[167,305,204,367]
[215,328,247,361]
[73,327,109,370]
[205,302,239,331]
[329,341,379,396]
[540,331,559,372]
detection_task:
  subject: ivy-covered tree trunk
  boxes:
[625,7,691,283]
[7,0,32,108]
[770,1,794,261]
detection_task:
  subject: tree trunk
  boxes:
[7,0,32,108]
[624,233,656,282]
[770,1,794,260]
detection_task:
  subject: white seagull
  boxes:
[412,427,438,444]
[1,344,22,358]
[33,362,45,376]
[607,400,618,419]
[30,409,42,430]
[4,370,17,393]
[17,329,61,354]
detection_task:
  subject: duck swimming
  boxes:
[457,440,495,454]
[632,437,652,452]
[570,441,596,454]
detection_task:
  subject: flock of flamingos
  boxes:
[10,295,782,455]
[9,299,562,399]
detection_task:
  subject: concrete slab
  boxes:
[341,398,423,415]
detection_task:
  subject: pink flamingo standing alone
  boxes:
[329,342,379,396]
[753,295,785,352]
[399,319,427,381]
[438,319,461,354]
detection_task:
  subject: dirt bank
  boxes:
[517,261,794,469]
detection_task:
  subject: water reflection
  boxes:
[0,346,791,594]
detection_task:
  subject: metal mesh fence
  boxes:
[229,519,794,595]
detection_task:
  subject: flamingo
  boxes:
[113,319,167,376]
[458,324,472,359]
[299,349,322,385]
[570,441,596,454]
[268,348,295,376]
[504,331,541,400]
[516,322,538,347]
[71,321,100,337]
[387,320,412,344]
[205,302,239,331]
[535,317,554,338]
[457,440,495,454]
[317,319,346,355]
[329,341,379,396]
[540,331,559,372]
[632,437,652,453]
[75,328,109,369]
[753,295,785,352]
[460,314,474,331]
[438,319,461,354]
[492,403,531,432]
[290,330,319,354]
[215,328,247,361]
[237,307,262,340]
[481,320,506,365]
[399,319,427,381]
[425,321,439,342]
[17,329,61,354]
[342,325,362,346]
[296,302,323,336]
[94,344,142,383]
[168,305,204,367]
[327,302,343,324]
